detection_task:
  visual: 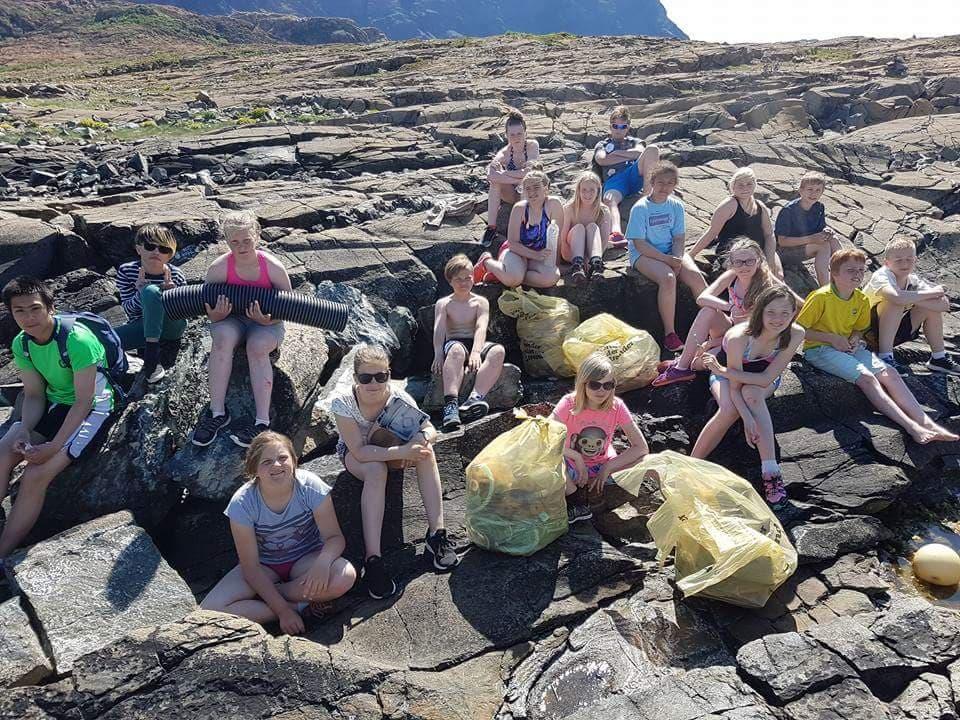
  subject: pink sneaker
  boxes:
[651,362,696,387]
[664,332,684,352]
[762,474,788,509]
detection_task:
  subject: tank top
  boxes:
[520,203,549,251]
[226,251,273,289]
[716,198,765,254]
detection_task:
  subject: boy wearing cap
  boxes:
[115,224,187,383]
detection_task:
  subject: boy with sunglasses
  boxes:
[115,224,187,383]
[592,106,659,247]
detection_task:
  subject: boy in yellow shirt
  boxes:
[797,248,956,444]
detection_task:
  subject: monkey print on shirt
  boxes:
[552,393,632,466]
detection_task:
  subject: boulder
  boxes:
[782,679,892,720]
[0,598,52,687]
[296,345,358,456]
[415,361,522,413]
[6,511,196,674]
[789,518,892,565]
[0,216,90,299]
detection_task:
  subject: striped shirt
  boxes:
[116,261,187,321]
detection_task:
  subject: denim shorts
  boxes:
[804,345,888,384]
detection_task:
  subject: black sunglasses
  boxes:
[588,380,615,391]
[357,371,390,385]
[141,242,174,256]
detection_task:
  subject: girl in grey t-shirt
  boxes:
[200,431,356,635]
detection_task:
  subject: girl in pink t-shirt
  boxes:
[550,353,649,523]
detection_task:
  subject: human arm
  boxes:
[670,233,687,267]
[506,204,550,261]
[632,236,682,268]
[203,256,232,321]
[18,368,47,436]
[116,264,142,315]
[334,413,424,463]
[759,202,778,266]
[299,495,347,600]
[487,148,525,183]
[593,414,649,491]
[431,299,448,375]
[550,399,588,484]
[244,253,292,325]
[696,270,738,311]
[231,521,303,634]
[688,200,736,259]
[469,297,491,372]
[873,273,947,307]
[721,339,759,446]
[24,365,98,465]
[705,326,805,386]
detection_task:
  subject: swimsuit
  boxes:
[506,143,528,172]
[709,335,783,390]
[716,198,765,255]
[520,203,549,251]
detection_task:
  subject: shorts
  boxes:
[565,457,605,483]
[804,345,888,384]
[867,305,920,350]
[602,161,643,199]
[709,374,782,392]
[778,244,809,268]
[211,316,285,346]
[33,401,112,460]
[262,558,298,583]
[442,338,496,363]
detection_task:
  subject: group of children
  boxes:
[0,106,957,638]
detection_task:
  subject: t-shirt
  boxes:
[330,385,422,454]
[116,260,187,321]
[626,195,686,261]
[224,468,331,565]
[796,284,871,350]
[12,319,114,408]
[593,136,642,178]
[552,393,632,466]
[863,267,933,311]
[774,199,826,241]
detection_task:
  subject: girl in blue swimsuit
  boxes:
[696,285,806,508]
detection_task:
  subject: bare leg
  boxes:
[345,454,389,559]
[876,368,959,440]
[200,564,288,624]
[742,384,778,464]
[208,320,243,415]
[874,301,905,356]
[691,382,739,459]
[603,190,624,236]
[675,307,731,370]
[473,345,505,396]
[634,256,678,337]
[278,553,357,603]
[0,423,27,502]
[484,249,527,288]
[246,328,280,421]
[915,305,947,355]
[0,450,72,557]
[442,343,466,397]
[638,145,660,196]
[415,447,444,534]
[524,223,560,287]
[486,181,503,227]
[585,222,603,258]
[566,224,586,262]
[856,374,941,443]
[679,252,708,297]
[811,242,832,286]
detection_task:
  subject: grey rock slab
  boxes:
[418,361,522,413]
[868,594,960,667]
[736,631,856,702]
[782,678,893,720]
[7,511,196,674]
[0,598,53,687]
[789,518,891,565]
[820,554,891,596]
[807,616,924,684]
[890,673,956,720]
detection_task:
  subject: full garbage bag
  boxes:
[498,288,579,378]
[561,313,660,391]
[617,451,797,608]
[465,410,568,556]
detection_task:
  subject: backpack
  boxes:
[21,313,129,404]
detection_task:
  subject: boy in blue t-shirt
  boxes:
[774,170,841,285]
[593,106,659,248]
[626,161,706,352]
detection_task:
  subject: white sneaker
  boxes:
[146,365,166,384]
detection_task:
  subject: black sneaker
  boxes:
[566,500,593,524]
[363,555,397,600]
[482,225,499,248]
[230,419,270,448]
[441,401,461,432]
[927,355,960,377]
[459,396,489,423]
[191,409,232,447]
[570,261,587,287]
[425,528,460,570]
[588,256,604,278]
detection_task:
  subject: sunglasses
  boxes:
[731,258,757,268]
[611,123,629,130]
[588,380,616,391]
[357,371,390,385]
[141,242,174,256]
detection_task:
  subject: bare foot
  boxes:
[909,424,940,444]
[921,417,960,442]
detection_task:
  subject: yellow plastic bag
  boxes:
[562,313,661,391]
[499,288,579,378]
[621,451,797,608]
[465,410,568,556]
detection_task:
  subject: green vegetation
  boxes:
[803,47,856,62]
[109,119,235,141]
[502,31,577,46]
[248,106,272,120]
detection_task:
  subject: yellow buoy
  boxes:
[912,543,960,586]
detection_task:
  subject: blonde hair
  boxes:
[799,171,826,189]
[572,352,616,413]
[221,210,261,241]
[884,237,917,258]
[610,105,630,124]
[649,161,679,184]
[728,167,757,193]
[725,238,774,313]
[569,171,606,225]
[444,253,473,281]
[353,343,390,373]
[243,431,297,482]
[522,169,550,193]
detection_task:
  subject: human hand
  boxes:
[666,255,683,271]
[162,265,175,290]
[701,352,724,374]
[590,466,609,494]
[204,295,232,322]
[24,441,57,465]
[467,351,481,372]
[12,425,31,455]
[135,265,149,291]
[431,355,443,376]
[405,442,433,462]
[536,248,552,262]
[300,558,331,599]
[574,456,590,487]
[828,334,854,353]
[743,416,759,448]
[278,608,305,636]
[245,300,273,326]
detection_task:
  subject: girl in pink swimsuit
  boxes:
[191,210,293,450]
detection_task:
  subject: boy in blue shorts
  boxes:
[797,249,956,444]
[626,161,706,352]
[592,106,659,247]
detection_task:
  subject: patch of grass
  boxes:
[248,106,272,120]
[295,113,331,124]
[108,119,236,141]
[78,117,109,130]
[803,47,856,62]
[502,31,577,46]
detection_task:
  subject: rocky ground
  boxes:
[0,29,960,720]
